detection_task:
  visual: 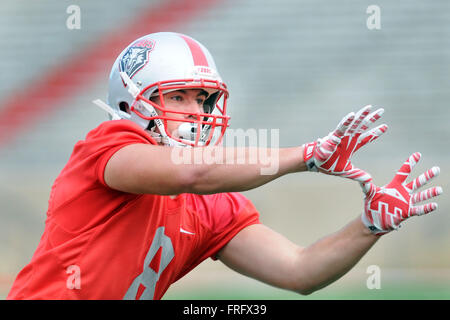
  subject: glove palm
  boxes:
[303,105,387,183]
[360,152,443,235]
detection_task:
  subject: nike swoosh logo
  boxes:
[180,227,195,235]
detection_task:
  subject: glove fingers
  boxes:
[343,168,373,183]
[346,105,372,135]
[393,152,421,185]
[333,112,355,139]
[356,108,385,134]
[318,112,354,162]
[406,166,440,191]
[411,186,443,204]
[354,123,388,152]
[410,203,438,216]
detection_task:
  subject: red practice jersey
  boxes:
[7,120,261,300]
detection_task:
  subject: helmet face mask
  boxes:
[132,79,229,147]
[107,32,230,147]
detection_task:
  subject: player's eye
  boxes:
[170,95,183,102]
[196,98,205,106]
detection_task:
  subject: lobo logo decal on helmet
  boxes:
[119,39,155,80]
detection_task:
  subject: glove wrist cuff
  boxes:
[361,212,389,236]
[302,141,318,172]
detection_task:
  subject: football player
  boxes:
[7,32,442,299]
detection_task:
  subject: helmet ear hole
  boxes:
[119,102,130,114]
[203,92,219,114]
[146,120,155,131]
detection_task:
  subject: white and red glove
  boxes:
[303,105,387,183]
[360,152,443,235]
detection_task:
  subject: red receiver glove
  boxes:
[303,105,387,183]
[360,152,443,235]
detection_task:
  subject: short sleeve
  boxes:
[48,120,155,229]
[186,193,261,261]
[208,199,261,260]
[74,120,157,187]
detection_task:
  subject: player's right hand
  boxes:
[360,152,443,235]
[302,105,387,183]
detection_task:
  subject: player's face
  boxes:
[151,89,208,141]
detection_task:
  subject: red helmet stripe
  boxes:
[179,34,209,67]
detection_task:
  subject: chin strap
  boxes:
[147,129,204,147]
[147,129,170,145]
[92,97,191,147]
[92,99,130,120]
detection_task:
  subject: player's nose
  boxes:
[184,100,203,117]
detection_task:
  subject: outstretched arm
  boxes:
[218,153,442,295]
[104,105,385,195]
[104,144,305,195]
[217,218,378,295]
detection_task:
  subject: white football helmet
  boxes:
[104,32,229,147]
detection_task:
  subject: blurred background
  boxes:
[0,0,449,299]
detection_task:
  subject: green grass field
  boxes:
[2,280,448,300]
[163,283,450,300]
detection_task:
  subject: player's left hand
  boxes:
[303,105,387,183]
[360,152,443,235]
